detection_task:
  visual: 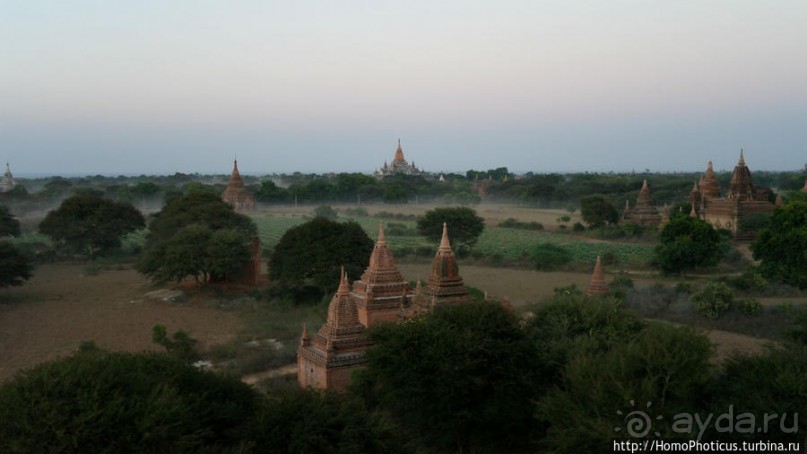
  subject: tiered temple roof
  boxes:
[623,179,661,225]
[221,160,256,211]
[353,223,414,327]
[420,223,470,309]
[700,161,721,200]
[377,140,422,177]
[696,151,774,237]
[297,268,370,392]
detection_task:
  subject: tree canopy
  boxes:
[38,193,145,259]
[416,206,485,251]
[0,205,21,237]
[353,301,539,452]
[654,216,723,274]
[751,201,807,289]
[0,347,256,452]
[0,241,32,288]
[269,217,373,300]
[580,195,619,227]
[137,192,256,283]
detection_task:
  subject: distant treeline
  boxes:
[3,168,805,214]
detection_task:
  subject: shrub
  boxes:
[313,205,337,219]
[692,282,734,319]
[738,298,763,316]
[343,206,368,217]
[531,243,572,271]
[572,222,585,232]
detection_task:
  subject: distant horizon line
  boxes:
[10,167,807,179]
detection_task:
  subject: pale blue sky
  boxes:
[2,1,806,175]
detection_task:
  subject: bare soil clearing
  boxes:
[397,264,658,306]
[0,263,241,381]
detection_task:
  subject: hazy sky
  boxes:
[2,1,806,176]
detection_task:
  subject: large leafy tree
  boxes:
[751,201,807,289]
[580,195,619,227]
[137,192,256,283]
[269,217,373,299]
[0,205,21,237]
[0,348,257,452]
[654,216,722,275]
[416,206,485,251]
[0,241,32,288]
[38,194,145,259]
[353,301,540,452]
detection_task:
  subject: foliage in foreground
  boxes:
[0,347,256,452]
[353,301,539,452]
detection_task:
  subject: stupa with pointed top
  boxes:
[695,150,774,238]
[298,222,472,392]
[2,163,15,193]
[221,160,256,211]
[585,256,609,297]
[622,179,661,225]
[420,223,470,309]
[376,139,423,177]
[352,222,414,327]
[297,267,370,392]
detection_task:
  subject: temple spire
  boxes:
[378,221,385,243]
[585,256,608,296]
[738,149,745,166]
[337,266,350,294]
[439,222,451,251]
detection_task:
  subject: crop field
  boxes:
[475,228,655,264]
[250,210,653,266]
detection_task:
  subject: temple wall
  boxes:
[297,355,327,390]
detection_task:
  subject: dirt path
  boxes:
[0,264,242,381]
[241,363,297,385]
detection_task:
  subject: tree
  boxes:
[751,201,807,289]
[254,180,289,203]
[654,216,722,275]
[353,301,540,452]
[0,205,21,237]
[38,194,145,259]
[137,192,256,284]
[535,324,713,452]
[0,241,32,288]
[416,206,485,251]
[580,195,618,227]
[269,217,373,300]
[0,348,257,452]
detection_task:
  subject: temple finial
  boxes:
[378,221,385,242]
[439,223,451,250]
[338,266,350,293]
[739,149,745,166]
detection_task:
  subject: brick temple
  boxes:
[691,151,774,238]
[623,179,662,225]
[297,222,470,392]
[221,160,256,211]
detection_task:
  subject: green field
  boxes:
[250,213,654,264]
